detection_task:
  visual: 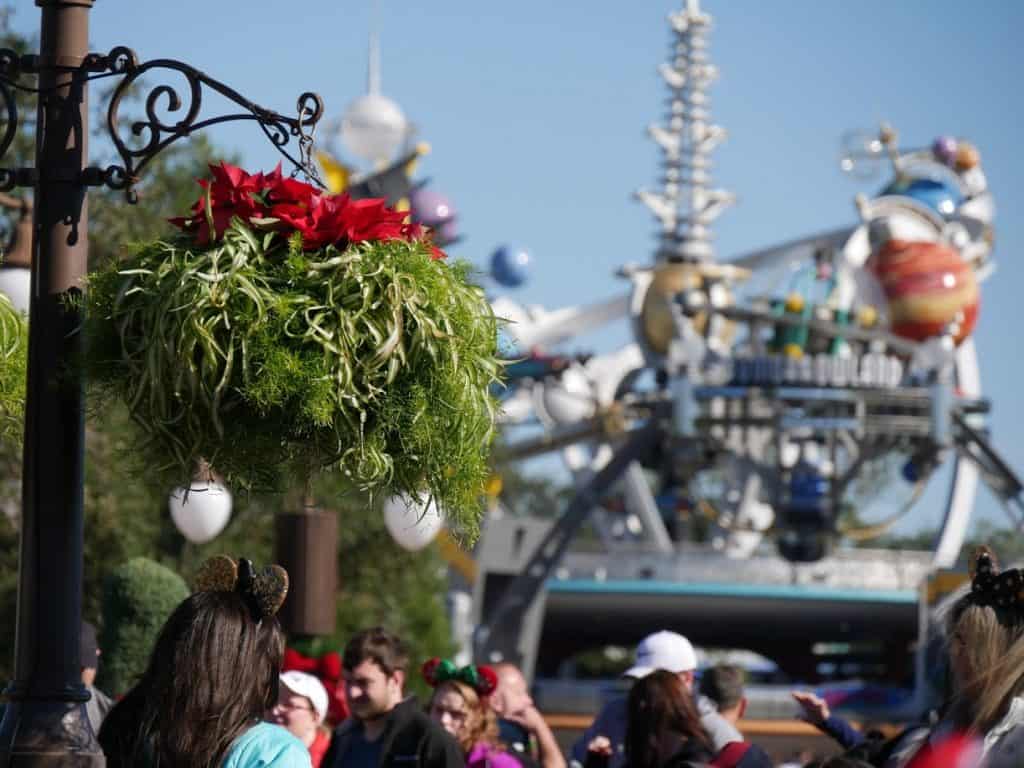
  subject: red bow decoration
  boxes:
[283,648,349,724]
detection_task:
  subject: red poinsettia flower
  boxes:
[170,161,448,259]
[338,198,407,243]
[170,161,278,245]
[271,192,352,251]
[266,174,320,210]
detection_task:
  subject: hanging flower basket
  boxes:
[0,293,27,446]
[85,163,501,532]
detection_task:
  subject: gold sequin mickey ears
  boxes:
[194,554,239,592]
[193,555,289,619]
[237,558,290,619]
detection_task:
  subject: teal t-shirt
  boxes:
[221,722,312,768]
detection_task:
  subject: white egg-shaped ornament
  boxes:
[168,481,232,544]
[383,494,443,552]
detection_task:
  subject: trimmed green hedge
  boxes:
[97,557,188,695]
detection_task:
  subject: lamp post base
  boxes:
[0,700,104,766]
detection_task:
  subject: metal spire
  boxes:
[636,0,735,262]
[367,0,381,95]
[368,32,381,95]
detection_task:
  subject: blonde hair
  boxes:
[430,680,499,753]
[948,599,1024,733]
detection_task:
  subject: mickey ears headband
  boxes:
[422,658,498,698]
[969,546,1024,613]
[194,555,289,620]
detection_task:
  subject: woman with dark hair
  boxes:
[98,556,310,768]
[620,669,713,768]
[423,658,520,768]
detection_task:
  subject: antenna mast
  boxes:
[636,0,734,263]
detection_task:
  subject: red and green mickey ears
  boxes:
[422,657,498,698]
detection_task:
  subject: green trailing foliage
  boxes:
[97,557,189,696]
[0,295,26,447]
[85,222,501,537]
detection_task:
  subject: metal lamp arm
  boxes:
[0,46,326,200]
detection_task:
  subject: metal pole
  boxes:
[0,0,103,764]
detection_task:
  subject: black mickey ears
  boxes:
[194,555,289,620]
[970,546,998,579]
[970,546,1024,612]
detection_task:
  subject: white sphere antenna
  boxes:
[339,93,408,164]
[338,8,410,165]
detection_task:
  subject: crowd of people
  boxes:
[82,546,1024,768]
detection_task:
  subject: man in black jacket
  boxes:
[323,627,463,768]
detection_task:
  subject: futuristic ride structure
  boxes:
[465,0,1024,679]
[320,0,1023,691]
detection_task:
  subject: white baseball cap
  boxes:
[623,631,697,679]
[280,671,329,724]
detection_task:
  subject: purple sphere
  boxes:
[410,188,456,227]
[932,135,958,166]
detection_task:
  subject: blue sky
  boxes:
[12,1,1023,538]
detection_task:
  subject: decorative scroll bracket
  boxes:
[0,49,26,191]
[0,45,326,202]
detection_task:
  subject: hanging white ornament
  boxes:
[382,494,443,551]
[168,481,232,544]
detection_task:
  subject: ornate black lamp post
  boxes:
[0,2,323,763]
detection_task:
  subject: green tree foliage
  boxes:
[97,557,188,696]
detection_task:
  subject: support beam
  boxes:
[473,422,660,666]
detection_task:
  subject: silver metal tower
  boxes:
[636,0,734,263]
